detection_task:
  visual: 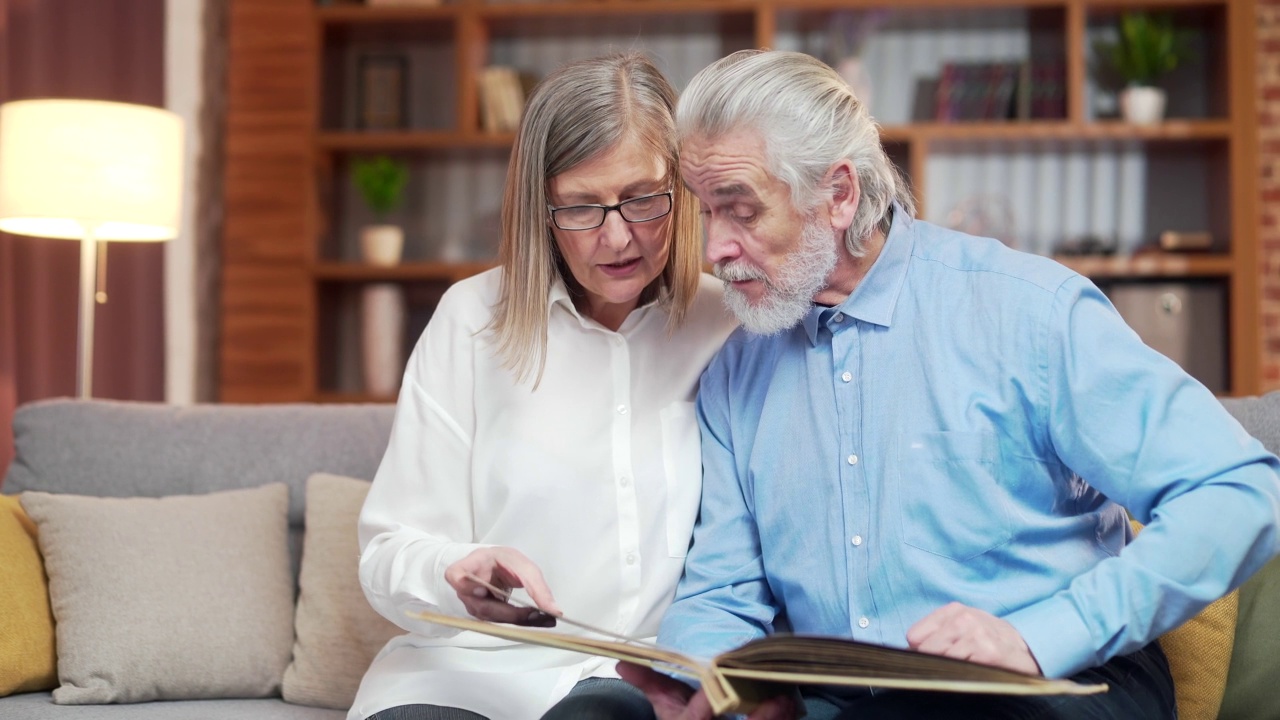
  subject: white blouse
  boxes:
[349,269,737,720]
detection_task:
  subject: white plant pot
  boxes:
[360,283,406,397]
[360,225,404,266]
[1119,86,1167,126]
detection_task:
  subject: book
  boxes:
[408,607,1108,715]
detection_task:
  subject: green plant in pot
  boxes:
[352,155,410,266]
[1096,11,1187,125]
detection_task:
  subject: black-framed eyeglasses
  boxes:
[547,190,674,231]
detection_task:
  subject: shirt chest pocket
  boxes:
[897,431,1012,561]
[661,402,702,558]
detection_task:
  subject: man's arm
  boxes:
[1003,275,1280,677]
[657,350,781,663]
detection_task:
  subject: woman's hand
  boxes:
[444,547,563,626]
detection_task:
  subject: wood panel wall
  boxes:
[220,0,316,402]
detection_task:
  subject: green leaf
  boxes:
[351,156,410,217]
[1097,11,1188,87]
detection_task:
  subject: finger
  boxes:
[495,557,563,617]
[905,602,964,648]
[462,595,552,626]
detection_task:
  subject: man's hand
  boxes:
[443,547,561,626]
[906,602,1042,676]
[617,662,797,720]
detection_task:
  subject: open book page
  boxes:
[408,608,1108,715]
[405,609,745,712]
[711,635,1108,697]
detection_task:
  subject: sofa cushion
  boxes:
[283,473,400,709]
[1218,553,1280,720]
[1218,390,1280,720]
[0,494,57,696]
[20,484,295,704]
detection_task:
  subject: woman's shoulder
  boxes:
[435,267,503,326]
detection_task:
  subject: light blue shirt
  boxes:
[659,211,1280,679]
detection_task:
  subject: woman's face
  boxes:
[547,136,672,331]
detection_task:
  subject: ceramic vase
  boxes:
[360,225,404,266]
[1119,86,1167,126]
[360,283,405,397]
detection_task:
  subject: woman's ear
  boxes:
[826,159,860,233]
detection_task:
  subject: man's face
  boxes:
[681,128,837,334]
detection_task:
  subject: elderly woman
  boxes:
[348,54,737,720]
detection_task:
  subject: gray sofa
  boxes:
[2,399,395,720]
[2,395,1279,719]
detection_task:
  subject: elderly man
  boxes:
[620,49,1280,720]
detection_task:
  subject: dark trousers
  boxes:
[803,642,1176,720]
[365,677,655,720]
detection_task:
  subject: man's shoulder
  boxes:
[907,220,1077,297]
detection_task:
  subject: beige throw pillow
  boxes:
[21,484,295,704]
[283,473,400,709]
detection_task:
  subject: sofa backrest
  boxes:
[2,398,396,583]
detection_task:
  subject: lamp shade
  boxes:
[0,99,183,241]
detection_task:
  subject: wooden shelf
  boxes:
[316,122,1229,153]
[313,391,397,405]
[897,120,1232,142]
[1054,253,1235,279]
[313,261,495,282]
[317,130,514,152]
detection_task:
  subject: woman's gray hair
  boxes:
[490,53,702,384]
[677,49,914,255]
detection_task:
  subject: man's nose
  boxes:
[703,219,739,265]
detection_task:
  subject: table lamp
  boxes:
[0,99,184,398]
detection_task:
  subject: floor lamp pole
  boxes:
[76,226,97,399]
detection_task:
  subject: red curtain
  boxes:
[0,0,166,475]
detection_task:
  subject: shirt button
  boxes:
[617,405,628,415]
[619,476,630,487]
[851,535,863,546]
[847,454,858,465]
[833,313,845,323]
[841,371,852,383]
[626,553,636,565]
[858,617,870,629]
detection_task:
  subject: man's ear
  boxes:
[826,159,860,233]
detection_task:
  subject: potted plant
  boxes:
[352,155,410,265]
[1096,11,1187,125]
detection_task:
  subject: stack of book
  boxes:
[934,59,1065,122]
[478,66,526,134]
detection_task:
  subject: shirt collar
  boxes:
[547,275,660,332]
[802,205,915,345]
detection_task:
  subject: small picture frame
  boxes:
[357,53,408,130]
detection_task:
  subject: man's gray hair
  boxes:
[678,49,914,255]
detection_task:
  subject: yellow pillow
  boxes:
[0,493,57,696]
[1131,519,1238,720]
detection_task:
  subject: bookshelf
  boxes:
[220,0,1259,402]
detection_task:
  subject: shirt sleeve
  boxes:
[1004,275,1280,677]
[357,286,489,638]
[657,346,780,664]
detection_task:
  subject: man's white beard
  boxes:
[715,217,838,335]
